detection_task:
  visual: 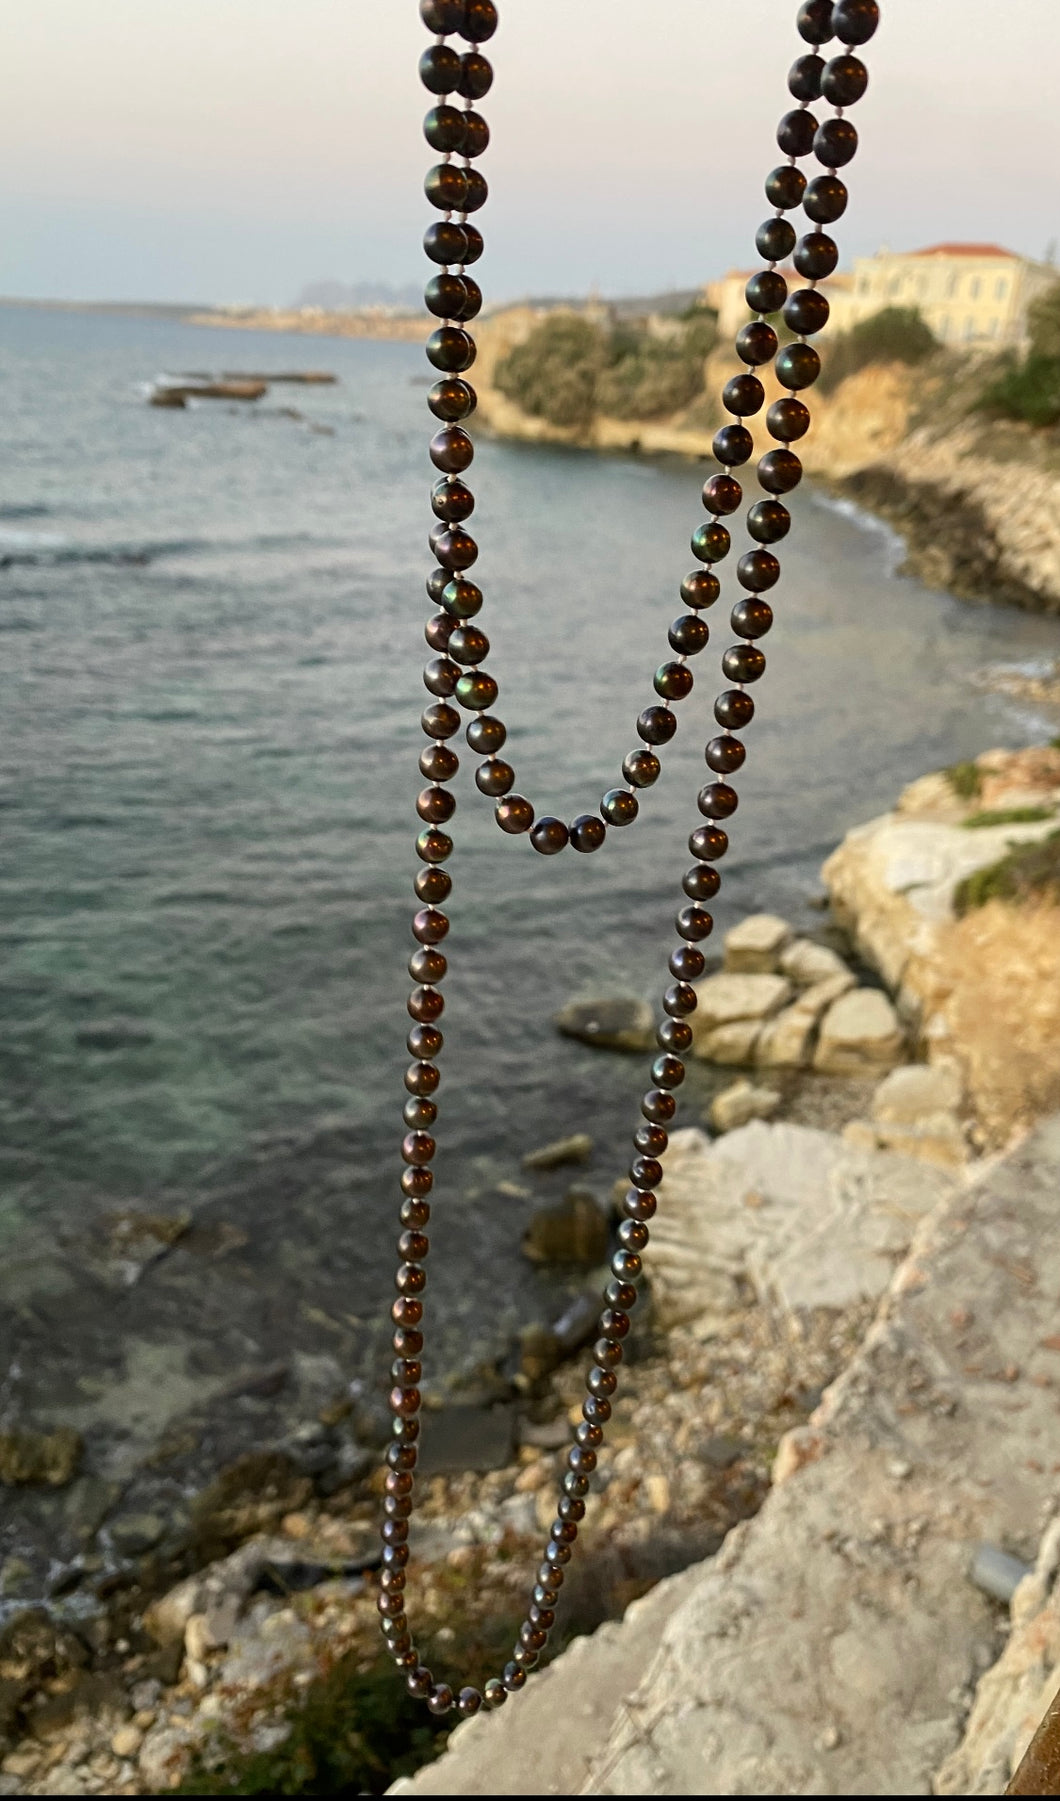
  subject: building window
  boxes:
[970,277,981,299]
[995,276,1009,299]
[988,317,999,335]
[947,273,958,297]
[964,317,976,339]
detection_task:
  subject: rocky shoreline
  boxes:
[468,307,1060,616]
[2,747,1060,1794]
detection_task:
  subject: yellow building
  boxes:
[845,243,1056,348]
[703,268,856,342]
[704,244,1057,351]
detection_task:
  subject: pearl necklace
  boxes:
[381,0,880,1719]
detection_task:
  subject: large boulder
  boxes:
[755,971,855,1069]
[722,914,792,974]
[778,936,851,986]
[645,1121,954,1326]
[871,1061,963,1123]
[691,973,791,1065]
[821,806,1059,1036]
[813,987,905,1074]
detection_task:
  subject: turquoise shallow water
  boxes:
[2,303,1060,1570]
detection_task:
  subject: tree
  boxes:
[1028,281,1060,359]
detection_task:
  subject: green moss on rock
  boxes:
[954,829,1060,914]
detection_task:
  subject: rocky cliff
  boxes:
[472,307,1060,615]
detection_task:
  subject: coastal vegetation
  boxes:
[954,828,1060,913]
[976,279,1060,426]
[494,304,718,429]
[815,304,937,394]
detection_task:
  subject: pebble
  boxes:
[109,1726,143,1760]
[646,1475,671,1514]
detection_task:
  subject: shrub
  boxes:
[976,352,1060,428]
[494,313,607,430]
[494,306,718,429]
[961,806,1055,829]
[1029,280,1060,358]
[817,305,938,394]
[954,829,1060,913]
[945,759,982,801]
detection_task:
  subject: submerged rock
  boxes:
[554,996,654,1051]
[0,1426,82,1489]
[522,1189,609,1265]
[522,1132,593,1171]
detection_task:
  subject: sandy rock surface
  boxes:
[394,1115,1060,1797]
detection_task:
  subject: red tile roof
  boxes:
[910,243,1016,259]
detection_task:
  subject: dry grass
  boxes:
[935,899,1060,1146]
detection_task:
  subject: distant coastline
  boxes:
[185,304,426,343]
[0,295,426,342]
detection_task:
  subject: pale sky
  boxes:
[2,1,1057,305]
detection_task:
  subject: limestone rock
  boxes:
[521,1190,608,1265]
[709,1079,782,1134]
[754,1003,816,1069]
[393,1115,1060,1801]
[694,972,792,1031]
[645,1121,953,1327]
[754,973,855,1069]
[694,1022,759,1058]
[522,1133,593,1171]
[778,936,851,986]
[554,997,654,1051]
[821,808,1059,1033]
[722,914,792,974]
[692,973,791,1063]
[695,1018,764,1066]
[843,1116,968,1170]
[814,987,905,1074]
[936,1515,1060,1794]
[871,1061,963,1124]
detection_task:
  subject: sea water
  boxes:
[2,303,1058,1565]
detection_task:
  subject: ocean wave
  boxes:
[0,504,52,521]
[0,528,327,571]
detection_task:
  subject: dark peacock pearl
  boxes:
[793,232,839,281]
[747,499,790,543]
[803,173,848,223]
[755,216,797,263]
[428,378,477,422]
[681,570,721,609]
[735,320,778,367]
[783,288,830,335]
[788,52,824,101]
[776,342,822,390]
[765,164,807,210]
[767,397,811,442]
[814,117,858,167]
[758,448,803,493]
[702,472,743,514]
[745,269,788,314]
[797,0,836,43]
[822,52,869,104]
[776,109,818,159]
[834,0,879,44]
